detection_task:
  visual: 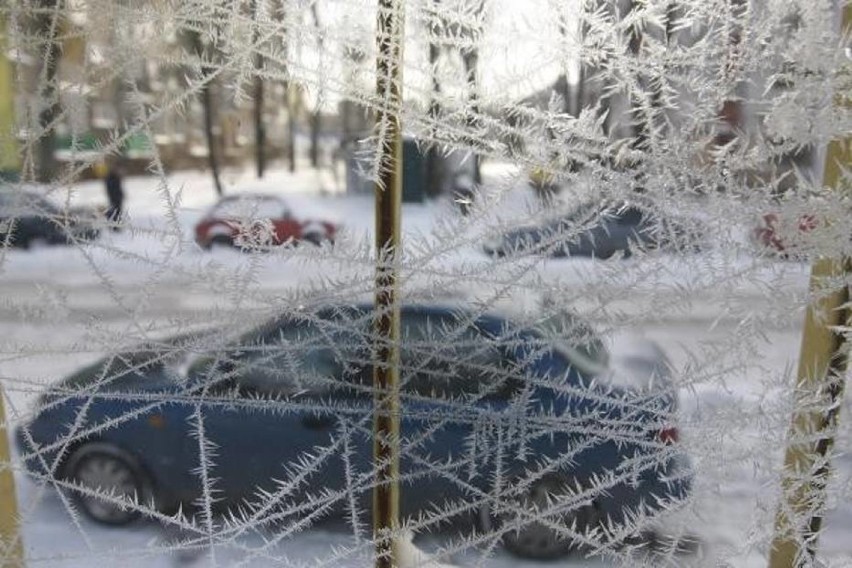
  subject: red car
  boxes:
[754,211,818,257]
[195,193,337,250]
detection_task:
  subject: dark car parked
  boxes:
[194,193,337,250]
[0,189,101,248]
[17,304,691,559]
[483,200,703,259]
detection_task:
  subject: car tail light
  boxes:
[658,426,679,445]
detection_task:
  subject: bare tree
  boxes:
[277,0,296,172]
[424,0,443,198]
[33,0,63,182]
[460,0,483,186]
[187,29,224,196]
[286,87,297,172]
[309,2,322,170]
[251,0,266,178]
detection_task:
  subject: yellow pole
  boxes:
[0,12,21,180]
[768,5,851,567]
[2,13,27,568]
[0,386,24,568]
[372,1,404,567]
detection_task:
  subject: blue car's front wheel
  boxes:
[64,443,151,526]
[481,475,600,559]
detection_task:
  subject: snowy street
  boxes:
[4,0,851,564]
[2,165,850,567]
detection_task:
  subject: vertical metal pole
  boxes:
[768,5,851,567]
[0,387,24,568]
[372,1,403,567]
[767,257,850,567]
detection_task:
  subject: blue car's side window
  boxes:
[400,312,523,402]
[63,351,165,392]
[615,206,643,226]
[234,316,371,400]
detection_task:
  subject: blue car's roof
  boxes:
[53,304,615,407]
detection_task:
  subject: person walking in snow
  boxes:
[104,162,125,231]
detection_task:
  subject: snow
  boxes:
[1,163,849,567]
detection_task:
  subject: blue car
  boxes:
[16,304,691,559]
[483,200,702,259]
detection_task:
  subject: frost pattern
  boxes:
[0,0,850,567]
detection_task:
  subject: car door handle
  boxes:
[301,413,336,430]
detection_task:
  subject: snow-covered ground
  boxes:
[1,163,849,567]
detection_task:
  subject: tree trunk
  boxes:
[557,11,571,116]
[461,48,481,186]
[34,0,63,183]
[201,77,223,196]
[574,64,585,118]
[309,110,320,168]
[648,2,675,142]
[424,7,442,198]
[252,0,265,178]
[286,85,296,172]
[189,31,223,196]
[275,0,295,172]
[627,0,648,150]
[255,79,265,178]
[309,3,322,170]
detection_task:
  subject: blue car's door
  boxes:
[395,310,525,518]
[613,206,654,253]
[567,204,649,258]
[562,215,618,258]
[187,317,365,513]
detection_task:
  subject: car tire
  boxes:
[210,235,234,249]
[302,232,324,246]
[64,443,152,526]
[480,475,599,560]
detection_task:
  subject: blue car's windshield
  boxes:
[62,351,168,390]
[62,331,215,390]
[532,311,609,378]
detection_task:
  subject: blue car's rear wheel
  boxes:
[482,475,599,559]
[65,443,150,526]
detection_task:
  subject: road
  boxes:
[3,270,848,567]
[0,166,849,566]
